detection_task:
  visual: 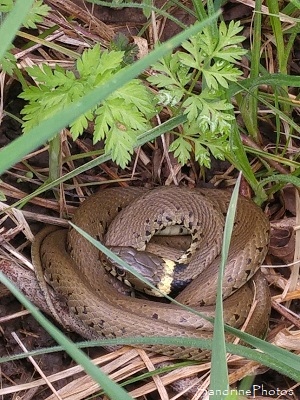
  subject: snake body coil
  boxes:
[32,186,271,360]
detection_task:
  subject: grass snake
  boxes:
[32,186,271,360]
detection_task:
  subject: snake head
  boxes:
[101,246,176,297]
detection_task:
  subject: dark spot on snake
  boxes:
[179,317,188,323]
[188,222,193,229]
[227,276,234,283]
[152,313,158,319]
[117,206,122,213]
[121,327,126,334]
[95,234,101,242]
[155,216,162,225]
[174,263,188,273]
[245,269,252,279]
[257,246,264,252]
[115,267,125,276]
[233,313,239,321]
[111,332,117,338]
[99,319,105,328]
[198,300,206,306]
[83,305,88,314]
[247,258,252,265]
[189,211,193,217]
[145,218,150,223]
[103,223,109,235]
[165,215,172,222]
[170,278,192,295]
[145,230,151,237]
[88,321,95,328]
[74,306,79,315]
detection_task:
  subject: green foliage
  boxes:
[20,45,156,168]
[109,33,139,65]
[19,19,247,170]
[99,0,153,19]
[23,0,50,29]
[148,21,247,167]
[0,0,14,12]
[0,0,50,74]
[0,0,50,28]
[0,45,16,75]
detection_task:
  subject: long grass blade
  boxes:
[210,174,242,399]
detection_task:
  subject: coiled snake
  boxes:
[32,186,271,360]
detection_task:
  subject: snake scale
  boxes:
[32,186,271,360]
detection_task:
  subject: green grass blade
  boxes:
[19,30,80,59]
[290,0,300,7]
[258,173,300,189]
[210,174,241,399]
[243,145,300,169]
[227,123,266,202]
[0,0,34,61]
[240,0,262,137]
[228,73,300,98]
[1,335,300,382]
[190,0,207,20]
[267,0,286,73]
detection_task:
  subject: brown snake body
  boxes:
[32,186,271,360]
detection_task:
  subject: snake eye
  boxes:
[115,267,125,277]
